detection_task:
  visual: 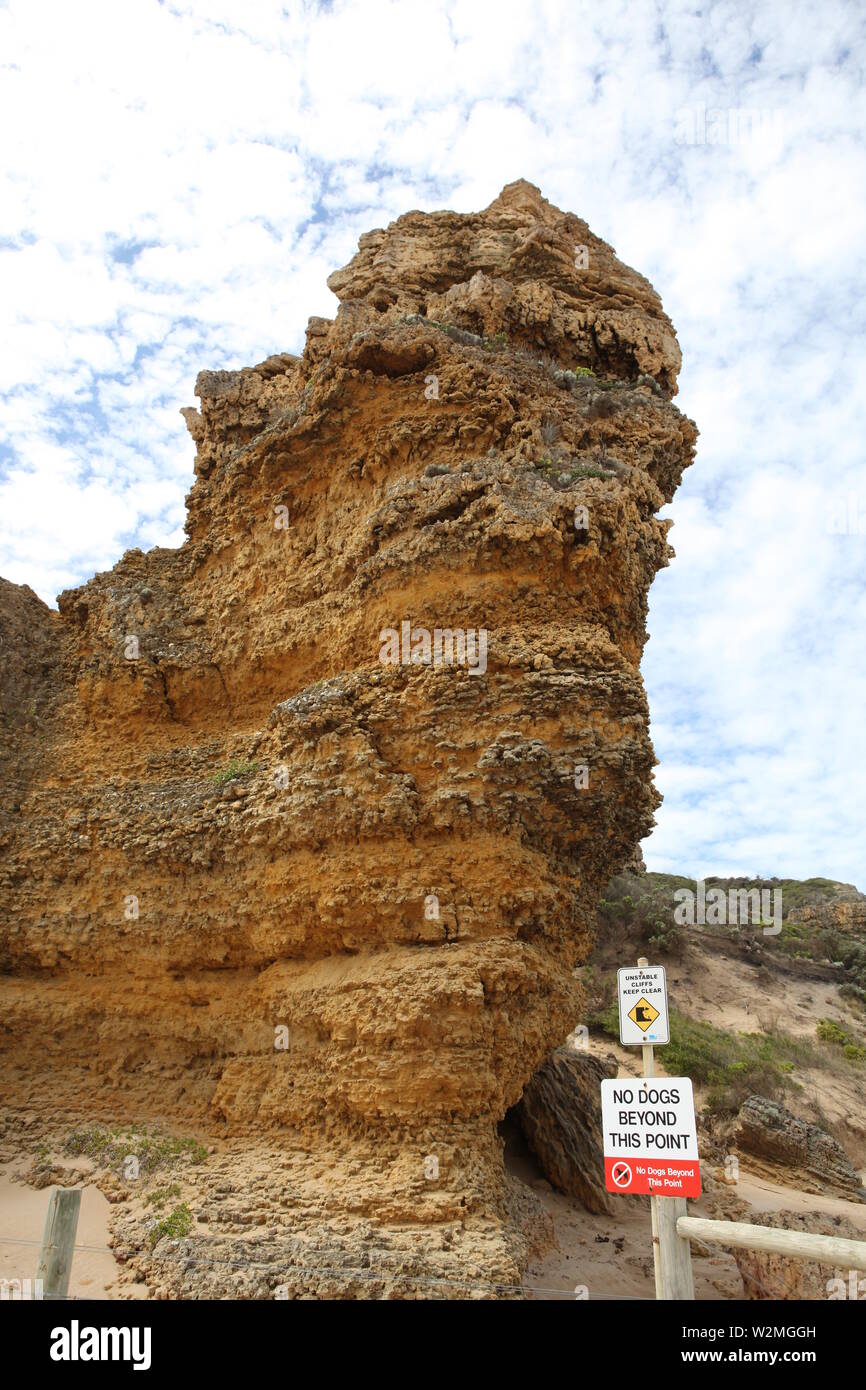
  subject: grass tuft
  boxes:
[211,758,259,787]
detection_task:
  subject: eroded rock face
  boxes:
[0,181,696,1294]
[788,890,866,935]
[735,1096,866,1200]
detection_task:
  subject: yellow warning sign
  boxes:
[627,997,660,1032]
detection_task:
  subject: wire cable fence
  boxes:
[0,1230,648,1300]
[6,1194,843,1302]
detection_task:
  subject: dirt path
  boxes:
[516,1140,866,1301]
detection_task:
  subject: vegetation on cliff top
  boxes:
[589,1002,817,1115]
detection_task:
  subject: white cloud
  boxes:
[0,0,863,884]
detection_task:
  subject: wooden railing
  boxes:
[661,1213,866,1299]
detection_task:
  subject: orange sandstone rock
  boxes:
[0,181,696,1296]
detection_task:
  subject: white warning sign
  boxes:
[601,1076,701,1197]
[617,965,669,1045]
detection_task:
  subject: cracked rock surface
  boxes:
[0,181,696,1296]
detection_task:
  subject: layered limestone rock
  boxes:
[735,1096,866,1200]
[0,181,696,1295]
[787,887,866,935]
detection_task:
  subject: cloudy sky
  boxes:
[1,0,864,885]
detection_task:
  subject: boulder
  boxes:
[736,1095,866,1199]
[517,1047,618,1214]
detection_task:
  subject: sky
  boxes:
[1,0,864,885]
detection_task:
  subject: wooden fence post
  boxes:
[35,1187,81,1301]
[637,956,694,1301]
[657,1196,695,1299]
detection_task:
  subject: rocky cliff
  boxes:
[0,181,696,1296]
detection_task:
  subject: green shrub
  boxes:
[596,876,686,955]
[212,758,259,787]
[144,1183,182,1210]
[817,1018,848,1046]
[149,1202,193,1249]
[667,1013,817,1113]
[570,464,609,480]
[817,1017,866,1061]
[588,1006,815,1114]
[589,1000,619,1038]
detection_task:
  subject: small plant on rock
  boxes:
[149,1201,193,1248]
[212,759,259,788]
